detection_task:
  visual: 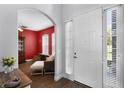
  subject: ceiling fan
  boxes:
[18,25,28,32]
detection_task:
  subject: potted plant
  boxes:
[2,57,16,73]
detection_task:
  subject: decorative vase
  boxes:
[4,66,13,74]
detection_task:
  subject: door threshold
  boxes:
[74,80,92,88]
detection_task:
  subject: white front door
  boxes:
[73,8,103,88]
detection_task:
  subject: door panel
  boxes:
[74,8,103,88]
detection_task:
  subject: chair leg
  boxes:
[43,69,45,76]
[41,68,43,76]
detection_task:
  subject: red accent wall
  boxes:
[19,29,38,59]
[19,26,54,60]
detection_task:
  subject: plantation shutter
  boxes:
[104,6,121,88]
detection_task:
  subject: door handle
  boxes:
[74,52,78,58]
[73,56,78,58]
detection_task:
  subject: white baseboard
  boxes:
[63,73,74,81]
[54,73,74,81]
[54,73,64,81]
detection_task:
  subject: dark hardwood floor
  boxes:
[19,62,90,88]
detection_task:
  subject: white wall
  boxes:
[62,4,107,21]
[0,4,63,80]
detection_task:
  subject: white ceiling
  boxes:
[18,9,54,31]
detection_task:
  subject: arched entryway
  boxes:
[17,8,57,83]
